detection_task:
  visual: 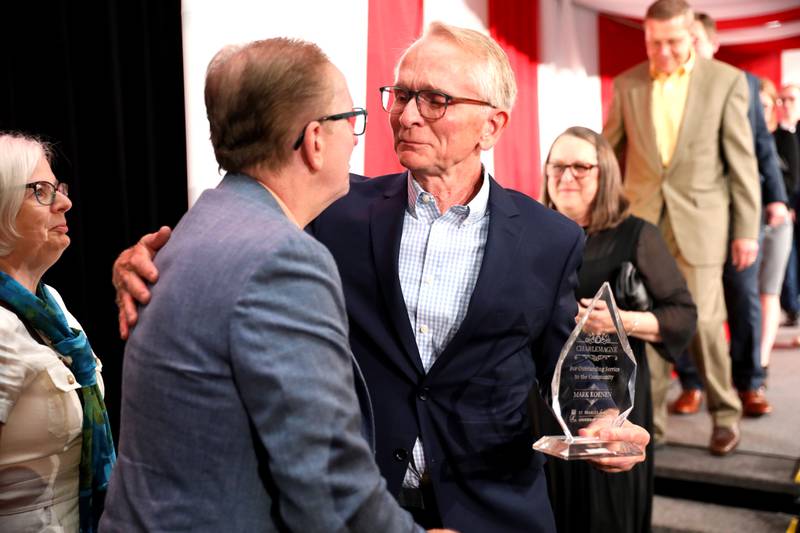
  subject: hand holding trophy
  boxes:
[533,282,646,460]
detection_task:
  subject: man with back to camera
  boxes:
[669,11,786,419]
[99,37,454,533]
[113,23,649,533]
[603,0,761,455]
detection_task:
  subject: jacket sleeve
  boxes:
[747,72,787,205]
[229,236,420,533]
[724,71,762,241]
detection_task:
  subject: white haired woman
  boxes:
[0,132,115,532]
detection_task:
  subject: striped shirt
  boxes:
[398,170,491,487]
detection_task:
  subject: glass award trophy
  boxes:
[532,282,643,460]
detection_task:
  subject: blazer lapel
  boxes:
[669,59,706,170]
[630,72,661,173]
[370,174,425,376]
[428,177,522,375]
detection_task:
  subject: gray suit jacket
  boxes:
[101,174,417,532]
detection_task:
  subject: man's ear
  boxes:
[300,121,325,171]
[479,109,509,150]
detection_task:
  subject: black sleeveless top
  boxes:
[577,216,645,302]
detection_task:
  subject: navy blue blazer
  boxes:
[313,172,584,533]
[745,71,786,205]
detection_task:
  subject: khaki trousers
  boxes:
[650,215,742,439]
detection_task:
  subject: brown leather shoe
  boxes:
[670,389,702,414]
[709,425,740,456]
[739,388,772,417]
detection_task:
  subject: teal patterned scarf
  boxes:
[0,271,116,533]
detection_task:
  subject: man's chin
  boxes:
[396,152,428,172]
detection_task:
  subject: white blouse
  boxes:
[0,286,103,533]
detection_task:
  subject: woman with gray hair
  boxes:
[0,132,115,532]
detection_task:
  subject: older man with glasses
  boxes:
[112,23,648,533]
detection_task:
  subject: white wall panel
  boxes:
[182,0,369,205]
[538,0,602,166]
[782,49,800,86]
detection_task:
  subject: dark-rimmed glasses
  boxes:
[292,107,367,150]
[25,181,69,206]
[379,86,494,120]
[546,163,598,181]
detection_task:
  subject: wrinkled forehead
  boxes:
[395,37,480,93]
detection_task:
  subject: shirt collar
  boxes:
[405,168,490,225]
[650,47,695,80]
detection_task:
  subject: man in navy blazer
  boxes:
[114,23,649,533]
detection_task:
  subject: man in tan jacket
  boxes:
[603,0,760,455]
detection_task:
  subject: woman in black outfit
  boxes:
[535,127,697,533]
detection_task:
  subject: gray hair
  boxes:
[397,22,517,111]
[0,133,51,256]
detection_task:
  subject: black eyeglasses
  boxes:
[292,107,367,150]
[546,163,598,181]
[25,181,69,206]
[379,86,494,121]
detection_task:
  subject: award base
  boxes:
[533,435,644,460]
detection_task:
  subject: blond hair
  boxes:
[760,77,778,132]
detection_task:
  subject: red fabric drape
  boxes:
[717,37,800,88]
[598,15,646,124]
[716,8,800,30]
[364,0,423,176]
[489,0,541,199]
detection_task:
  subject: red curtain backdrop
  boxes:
[598,15,646,124]
[365,0,423,176]
[717,37,800,88]
[489,0,541,199]
[715,8,800,31]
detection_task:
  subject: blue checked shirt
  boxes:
[398,171,490,487]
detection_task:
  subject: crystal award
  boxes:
[532,282,643,460]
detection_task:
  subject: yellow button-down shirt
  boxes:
[651,49,695,167]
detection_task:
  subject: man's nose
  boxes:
[399,95,423,125]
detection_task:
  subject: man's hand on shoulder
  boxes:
[113,226,172,339]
